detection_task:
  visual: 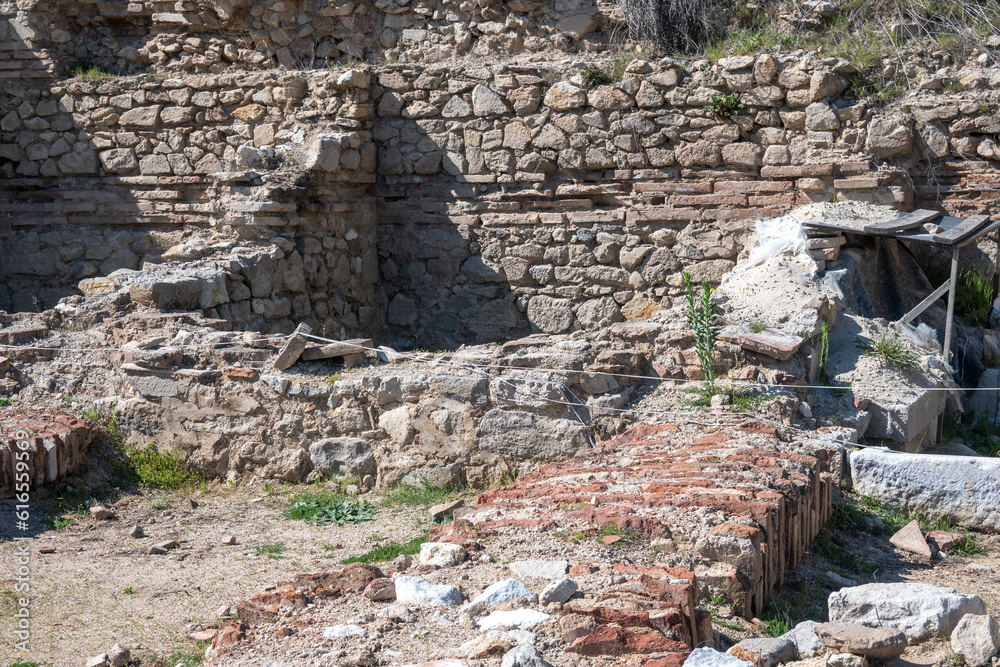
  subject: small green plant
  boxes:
[123,586,136,595]
[978,103,992,113]
[52,517,74,530]
[595,523,639,546]
[705,92,746,119]
[255,542,286,559]
[383,483,460,507]
[761,613,791,637]
[80,405,101,422]
[0,397,17,408]
[120,442,196,490]
[956,266,995,328]
[857,334,919,370]
[285,489,374,526]
[581,63,612,88]
[748,319,767,333]
[684,272,721,389]
[340,531,429,564]
[708,593,728,606]
[157,644,211,667]
[731,388,776,412]
[68,63,118,81]
[148,497,170,511]
[943,78,966,92]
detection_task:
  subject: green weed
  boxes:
[52,517,74,530]
[732,388,776,412]
[340,531,429,564]
[118,441,196,490]
[285,489,374,526]
[748,319,767,333]
[684,272,721,389]
[705,91,746,119]
[68,63,118,81]
[956,267,995,328]
[123,586,136,595]
[382,483,460,508]
[857,335,919,370]
[148,497,170,511]
[255,542,286,559]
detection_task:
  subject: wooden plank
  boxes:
[300,338,374,361]
[930,214,990,244]
[863,209,940,234]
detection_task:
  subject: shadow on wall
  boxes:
[0,6,152,312]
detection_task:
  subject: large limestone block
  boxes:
[478,410,589,461]
[828,583,986,640]
[849,449,1000,531]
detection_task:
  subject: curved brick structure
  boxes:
[0,409,96,495]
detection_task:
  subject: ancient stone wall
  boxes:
[5,2,1000,347]
[8,0,618,76]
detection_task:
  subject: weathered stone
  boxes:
[727,638,797,667]
[815,622,908,660]
[539,577,578,605]
[828,583,987,640]
[526,295,574,333]
[850,449,1000,532]
[309,437,375,478]
[464,579,536,609]
[119,105,161,129]
[685,648,753,667]
[99,148,138,173]
[889,520,934,558]
[544,82,586,111]
[576,297,622,330]
[472,85,510,116]
[478,609,550,631]
[418,542,467,567]
[272,323,311,371]
[394,576,462,607]
[501,643,554,667]
[479,411,588,461]
[363,578,396,601]
[866,116,913,157]
[951,615,1000,667]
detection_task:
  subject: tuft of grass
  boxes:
[68,63,118,81]
[748,319,767,334]
[382,483,460,508]
[148,497,170,511]
[595,523,640,546]
[956,266,995,328]
[123,586,136,595]
[285,488,374,526]
[340,531,429,564]
[857,334,919,370]
[52,517,74,530]
[732,388,776,412]
[255,542,286,560]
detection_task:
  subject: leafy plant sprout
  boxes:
[684,272,722,391]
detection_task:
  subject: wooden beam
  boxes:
[863,209,940,234]
[930,214,990,244]
[300,338,374,361]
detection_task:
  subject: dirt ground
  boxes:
[1,476,999,667]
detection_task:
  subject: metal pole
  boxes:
[943,246,960,365]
